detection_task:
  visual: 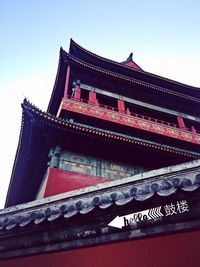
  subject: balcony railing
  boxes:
[60,96,200,145]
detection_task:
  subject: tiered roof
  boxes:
[6,40,200,207]
[3,39,200,261]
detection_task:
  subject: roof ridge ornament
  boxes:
[121,52,143,71]
[126,52,133,62]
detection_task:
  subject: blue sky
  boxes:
[0,0,200,208]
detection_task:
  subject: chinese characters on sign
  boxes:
[164,200,189,216]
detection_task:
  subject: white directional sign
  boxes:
[108,206,163,229]
[108,200,189,229]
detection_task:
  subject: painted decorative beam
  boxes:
[80,83,200,123]
[61,98,200,145]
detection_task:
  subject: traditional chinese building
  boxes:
[1,39,200,267]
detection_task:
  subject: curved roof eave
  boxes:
[47,47,68,115]
[5,101,48,207]
[67,53,200,104]
[69,39,200,92]
[5,104,26,208]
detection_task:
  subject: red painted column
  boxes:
[64,65,71,98]
[89,91,98,105]
[177,116,186,129]
[73,85,81,101]
[191,126,196,134]
[126,108,131,115]
[118,99,125,113]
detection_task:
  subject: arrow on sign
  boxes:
[108,216,125,229]
[108,207,163,229]
[148,206,163,219]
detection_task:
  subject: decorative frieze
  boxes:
[61,98,200,145]
[48,148,146,179]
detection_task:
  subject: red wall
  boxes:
[44,168,109,197]
[1,230,199,267]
